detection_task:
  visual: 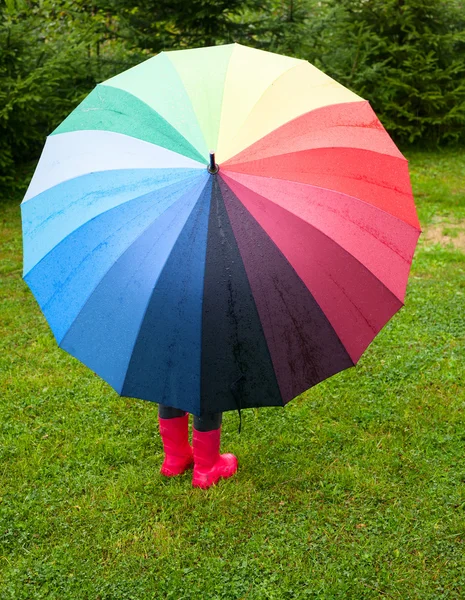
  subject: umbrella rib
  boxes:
[225,148,412,200]
[218,177,357,395]
[104,51,211,159]
[200,178,285,412]
[220,173,412,305]
[220,100,405,170]
[221,78,363,163]
[158,50,210,158]
[25,168,200,240]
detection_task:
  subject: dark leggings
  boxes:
[158,405,222,432]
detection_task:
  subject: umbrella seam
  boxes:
[220,174,402,366]
[224,148,413,199]
[54,175,208,350]
[109,51,209,160]
[222,101,405,165]
[200,178,285,414]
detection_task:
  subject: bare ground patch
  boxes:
[421,218,465,251]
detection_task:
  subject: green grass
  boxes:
[1,150,465,599]
[406,149,465,226]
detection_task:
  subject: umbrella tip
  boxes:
[208,151,219,174]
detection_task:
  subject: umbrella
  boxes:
[21,43,420,416]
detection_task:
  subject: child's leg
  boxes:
[158,405,187,419]
[193,412,222,432]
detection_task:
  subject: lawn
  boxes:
[1,150,465,599]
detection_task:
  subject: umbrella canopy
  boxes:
[21,43,420,416]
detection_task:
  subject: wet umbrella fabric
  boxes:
[21,44,420,416]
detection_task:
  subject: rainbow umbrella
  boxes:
[21,44,420,416]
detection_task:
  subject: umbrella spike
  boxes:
[208,151,219,174]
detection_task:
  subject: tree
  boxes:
[97,0,262,52]
[311,0,465,145]
[0,0,137,189]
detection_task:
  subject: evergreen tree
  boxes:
[0,0,136,189]
[312,0,465,145]
[97,0,263,51]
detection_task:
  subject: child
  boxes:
[158,405,237,489]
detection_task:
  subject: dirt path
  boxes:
[420,218,465,251]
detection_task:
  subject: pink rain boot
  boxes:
[158,414,193,477]
[192,427,238,489]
